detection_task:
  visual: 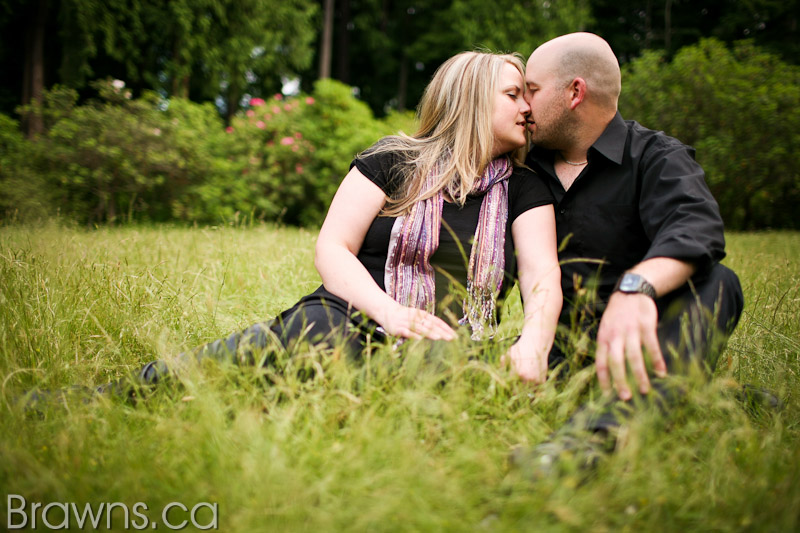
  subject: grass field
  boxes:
[1,222,799,532]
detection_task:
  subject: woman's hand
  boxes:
[504,337,548,383]
[379,303,457,341]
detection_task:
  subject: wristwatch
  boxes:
[613,272,657,299]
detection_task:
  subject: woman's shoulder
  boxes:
[508,164,548,189]
[351,137,407,168]
[507,163,554,220]
[351,137,410,194]
[509,164,539,181]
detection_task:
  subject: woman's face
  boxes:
[491,63,531,157]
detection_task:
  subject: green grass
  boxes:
[1,222,799,532]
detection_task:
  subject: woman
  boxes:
[128,51,561,391]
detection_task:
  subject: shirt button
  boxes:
[559,208,566,215]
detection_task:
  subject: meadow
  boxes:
[1,222,798,532]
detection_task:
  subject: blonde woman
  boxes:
[126,51,562,390]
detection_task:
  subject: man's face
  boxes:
[524,55,573,150]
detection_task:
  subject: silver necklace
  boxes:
[561,155,588,166]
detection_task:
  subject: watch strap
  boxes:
[613,272,657,299]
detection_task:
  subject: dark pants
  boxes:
[136,288,384,385]
[550,263,744,432]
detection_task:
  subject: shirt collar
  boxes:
[589,111,626,165]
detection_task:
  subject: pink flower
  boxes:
[263,113,272,120]
[280,136,294,146]
[295,164,304,174]
[225,126,234,133]
[283,104,292,111]
[246,109,255,117]
[256,121,265,129]
[305,97,315,105]
[250,97,265,107]
[274,93,283,101]
[291,145,299,152]
[272,106,281,114]
[294,132,302,139]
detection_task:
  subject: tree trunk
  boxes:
[23,0,48,137]
[318,0,334,79]
[180,75,190,99]
[335,0,351,83]
[397,53,408,111]
[225,83,241,125]
[643,0,652,50]
[172,33,183,97]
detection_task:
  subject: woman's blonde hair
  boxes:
[365,51,527,217]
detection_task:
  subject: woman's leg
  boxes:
[133,295,372,387]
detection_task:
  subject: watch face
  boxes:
[620,275,640,292]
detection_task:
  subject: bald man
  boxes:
[521,33,743,409]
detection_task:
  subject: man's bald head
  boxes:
[528,32,621,111]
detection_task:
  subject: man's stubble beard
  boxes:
[531,103,579,152]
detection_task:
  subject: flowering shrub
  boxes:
[207,79,391,226]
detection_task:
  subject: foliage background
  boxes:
[1,0,799,229]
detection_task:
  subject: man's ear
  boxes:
[566,77,587,110]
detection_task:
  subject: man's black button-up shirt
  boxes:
[525,112,726,322]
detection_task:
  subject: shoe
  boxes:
[736,383,783,415]
[508,429,614,481]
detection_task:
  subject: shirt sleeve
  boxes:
[349,140,403,197]
[638,137,726,272]
[508,166,555,222]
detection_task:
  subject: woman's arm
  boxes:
[315,166,456,341]
[506,204,562,383]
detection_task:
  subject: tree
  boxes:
[588,0,799,63]
[0,0,318,125]
[325,0,592,116]
[66,0,318,120]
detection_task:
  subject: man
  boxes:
[517,33,744,439]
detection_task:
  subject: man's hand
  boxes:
[595,292,667,400]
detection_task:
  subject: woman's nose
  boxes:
[519,97,531,115]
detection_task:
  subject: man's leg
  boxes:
[511,265,746,474]
[579,264,744,431]
[655,263,744,373]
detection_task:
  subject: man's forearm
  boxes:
[627,257,696,298]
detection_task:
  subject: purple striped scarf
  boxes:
[384,156,512,339]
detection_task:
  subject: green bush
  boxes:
[4,81,232,225]
[0,113,54,221]
[620,39,800,230]
[2,79,414,226]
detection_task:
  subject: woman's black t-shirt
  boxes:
[347,146,554,318]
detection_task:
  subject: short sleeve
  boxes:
[508,166,554,221]
[637,138,726,271]
[350,140,404,197]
